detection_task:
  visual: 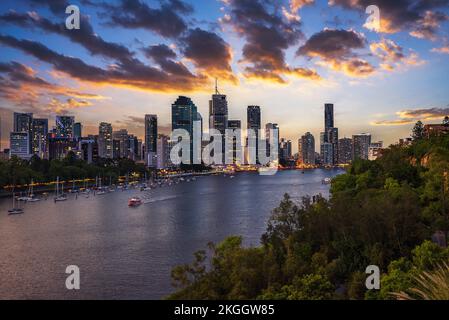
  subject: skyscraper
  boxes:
[98,122,113,159]
[325,103,334,131]
[321,142,334,166]
[13,112,33,151]
[10,132,30,159]
[247,106,261,164]
[353,133,372,160]
[227,120,242,164]
[145,115,158,167]
[55,115,75,138]
[13,112,33,133]
[301,132,316,165]
[157,134,170,169]
[338,138,353,164]
[73,122,82,139]
[113,129,129,159]
[172,96,200,164]
[209,81,228,134]
[321,103,338,165]
[328,127,339,165]
[32,118,48,159]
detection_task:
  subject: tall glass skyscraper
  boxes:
[145,115,158,167]
[172,96,201,164]
[325,103,334,131]
[56,115,75,138]
[73,122,82,139]
[247,106,261,164]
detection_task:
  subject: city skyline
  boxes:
[1,0,449,150]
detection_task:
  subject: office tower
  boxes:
[14,112,33,133]
[297,138,303,163]
[353,133,372,160]
[209,81,228,134]
[172,96,199,164]
[73,122,82,139]
[328,127,339,164]
[113,129,129,159]
[79,138,98,164]
[325,103,334,131]
[128,135,138,161]
[321,142,334,166]
[279,139,292,162]
[55,115,75,138]
[98,122,113,159]
[265,123,280,149]
[137,139,143,161]
[338,138,353,164]
[157,134,170,169]
[321,104,338,165]
[48,135,77,160]
[13,112,33,151]
[10,132,31,159]
[32,118,48,159]
[227,120,242,163]
[247,106,261,164]
[301,132,315,165]
[145,115,158,167]
[112,139,121,159]
[369,141,383,160]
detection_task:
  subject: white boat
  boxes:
[54,177,68,202]
[18,179,41,202]
[8,192,24,215]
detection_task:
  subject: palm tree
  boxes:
[392,262,449,300]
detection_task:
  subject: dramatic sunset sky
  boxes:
[0,0,448,151]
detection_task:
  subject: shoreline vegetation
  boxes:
[168,130,449,300]
[0,152,343,198]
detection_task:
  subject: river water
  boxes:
[0,169,343,299]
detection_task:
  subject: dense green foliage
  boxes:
[0,152,149,189]
[168,133,449,300]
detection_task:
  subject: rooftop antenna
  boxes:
[215,78,220,95]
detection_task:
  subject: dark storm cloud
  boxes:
[297,29,375,77]
[297,29,366,60]
[29,0,69,14]
[180,28,236,82]
[329,0,449,39]
[0,11,133,61]
[106,0,189,38]
[143,44,193,77]
[222,0,318,82]
[0,35,208,92]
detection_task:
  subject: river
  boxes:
[0,169,344,299]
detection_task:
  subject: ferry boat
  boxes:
[128,197,143,207]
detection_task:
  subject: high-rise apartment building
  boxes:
[98,122,113,159]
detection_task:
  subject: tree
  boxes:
[412,120,424,140]
[443,116,449,127]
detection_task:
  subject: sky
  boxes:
[0,0,449,152]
